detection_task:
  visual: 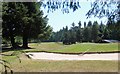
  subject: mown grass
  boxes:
[2,54,119,72]
[1,42,119,72]
[23,42,119,53]
[50,43,119,53]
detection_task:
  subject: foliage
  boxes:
[41,0,81,13]
[86,0,119,20]
[91,21,99,42]
[48,20,119,44]
[40,0,120,43]
[2,2,52,48]
[40,0,119,22]
[76,21,83,42]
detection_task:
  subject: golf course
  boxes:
[1,1,120,73]
[1,42,120,72]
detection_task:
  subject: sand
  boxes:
[26,52,119,60]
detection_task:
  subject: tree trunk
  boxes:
[10,34,17,48]
[9,27,18,48]
[22,28,29,49]
[9,28,21,49]
[22,33,29,49]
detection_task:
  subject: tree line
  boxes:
[41,0,119,45]
[2,2,52,49]
[48,20,120,44]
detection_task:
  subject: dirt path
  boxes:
[26,52,119,60]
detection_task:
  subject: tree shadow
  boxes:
[1,46,35,53]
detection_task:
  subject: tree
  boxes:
[78,21,81,27]
[84,22,86,28]
[2,2,27,48]
[91,21,99,42]
[87,21,92,27]
[2,2,52,48]
[86,0,120,41]
[87,21,92,42]
[0,2,2,39]
[38,25,52,41]
[86,0,119,20]
[41,0,119,20]
[21,2,52,48]
[103,28,110,39]
[70,22,76,44]
[105,17,120,40]
[99,21,105,33]
[63,26,70,44]
[41,0,81,13]
[76,21,83,42]
[98,21,105,41]
[40,0,120,43]
[83,27,91,42]
[115,21,120,40]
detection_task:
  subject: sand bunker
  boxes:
[26,52,119,60]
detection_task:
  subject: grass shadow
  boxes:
[2,46,35,53]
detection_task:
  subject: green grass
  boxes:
[2,54,119,72]
[50,43,119,53]
[23,42,119,53]
[1,42,119,72]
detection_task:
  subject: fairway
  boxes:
[24,42,119,53]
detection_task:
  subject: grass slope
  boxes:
[24,42,119,53]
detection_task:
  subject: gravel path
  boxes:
[26,52,119,60]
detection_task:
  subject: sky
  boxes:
[40,0,108,32]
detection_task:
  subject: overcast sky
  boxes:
[40,0,108,32]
